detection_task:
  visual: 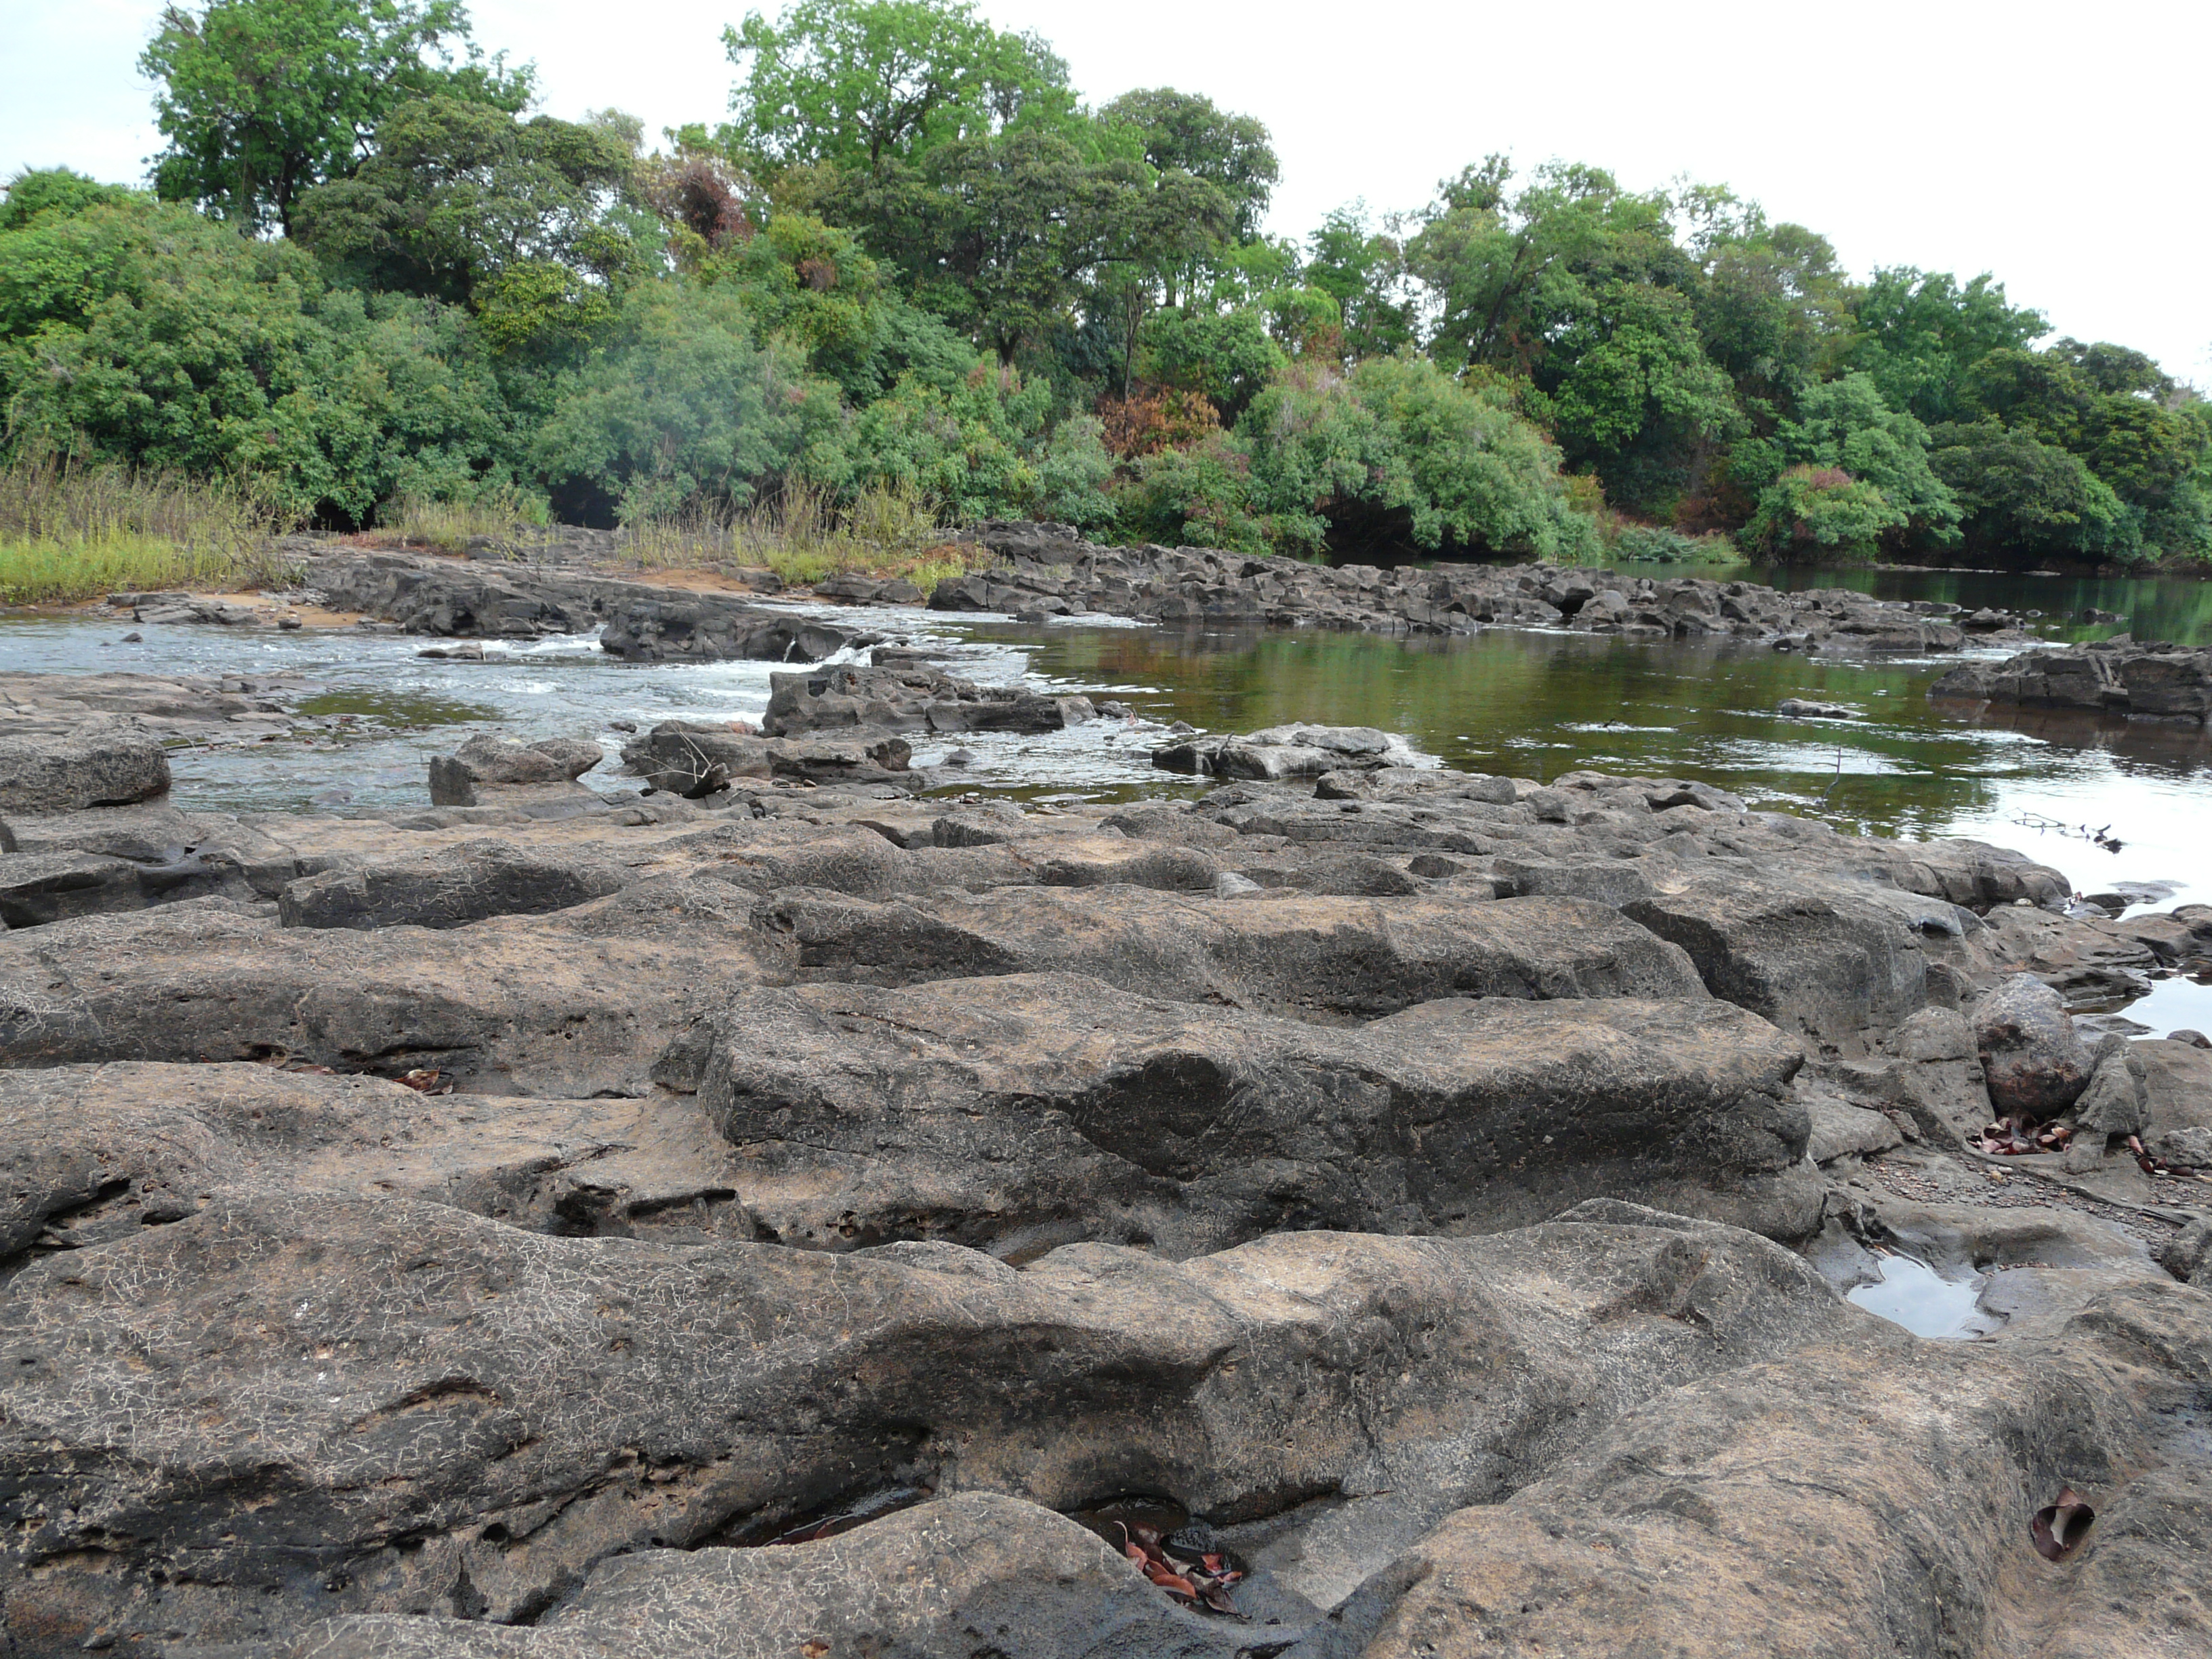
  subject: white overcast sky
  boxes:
[5,0,2205,380]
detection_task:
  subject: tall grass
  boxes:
[0,449,299,604]
[387,487,552,555]
[617,478,987,591]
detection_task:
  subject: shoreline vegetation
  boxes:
[4,0,2209,597]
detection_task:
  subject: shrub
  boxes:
[1741,465,1902,560]
[1238,354,1597,557]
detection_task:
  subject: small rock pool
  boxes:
[1847,1252,2006,1340]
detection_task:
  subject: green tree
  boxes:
[293,98,642,307]
[1737,372,1959,546]
[1303,203,1417,359]
[0,169,138,232]
[1137,305,1284,418]
[1926,419,2131,561]
[1742,465,1904,560]
[817,365,1115,527]
[530,284,835,520]
[1843,268,2045,425]
[719,0,1073,174]
[1406,159,1738,511]
[835,125,1231,366]
[0,194,516,518]
[140,0,531,237]
[1237,354,1595,558]
[1097,89,1277,241]
[697,209,978,399]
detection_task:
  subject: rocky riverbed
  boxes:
[84,521,2039,663]
[3,646,2211,1659]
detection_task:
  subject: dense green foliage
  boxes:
[2,0,2203,569]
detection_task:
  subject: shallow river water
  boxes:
[5,562,2208,1031]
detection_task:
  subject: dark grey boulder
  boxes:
[596,597,853,663]
[692,972,1816,1254]
[428,735,603,807]
[0,719,170,815]
[0,850,147,928]
[752,886,1708,1023]
[763,662,1094,737]
[620,720,919,794]
[0,1061,751,1261]
[2071,1035,2152,1137]
[1932,638,2212,724]
[285,1494,1253,1659]
[0,882,775,1095]
[1155,724,1408,781]
[1323,1281,2212,1659]
[278,838,629,930]
[1623,876,1929,1048]
[1971,974,2093,1116]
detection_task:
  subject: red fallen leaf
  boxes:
[2030,1487,2094,1561]
[1123,1541,1148,1566]
[1200,1553,1227,1574]
[397,1069,449,1094]
[1144,1565,1198,1598]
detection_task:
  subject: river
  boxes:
[5,561,2207,1031]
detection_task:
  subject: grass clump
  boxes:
[0,449,298,604]
[617,478,988,592]
[387,487,552,555]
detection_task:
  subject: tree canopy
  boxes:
[0,0,2198,566]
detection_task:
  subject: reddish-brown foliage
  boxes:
[1097,389,1223,461]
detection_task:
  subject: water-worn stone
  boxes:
[619,720,919,794]
[1932,637,2212,724]
[753,886,1708,1023]
[0,850,149,928]
[278,839,630,930]
[1310,1279,2212,1659]
[0,1061,750,1260]
[428,734,603,807]
[284,1494,1255,1659]
[1622,875,1930,1048]
[1971,974,2094,1116]
[2071,1035,2152,1137]
[0,718,171,815]
[762,662,1094,737]
[596,596,855,663]
[691,972,1815,1254]
[0,1197,1856,1656]
[0,882,773,1094]
[1155,724,1410,781]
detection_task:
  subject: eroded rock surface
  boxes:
[3,684,2207,1659]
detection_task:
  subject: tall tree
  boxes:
[836,127,1230,365]
[1097,89,1277,239]
[1303,203,1417,359]
[719,0,1074,174]
[293,98,641,307]
[1843,268,2046,425]
[141,0,531,237]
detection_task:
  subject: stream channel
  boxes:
[6,560,2209,1038]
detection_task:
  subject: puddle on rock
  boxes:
[2095,972,2212,1042]
[1847,1252,2005,1340]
